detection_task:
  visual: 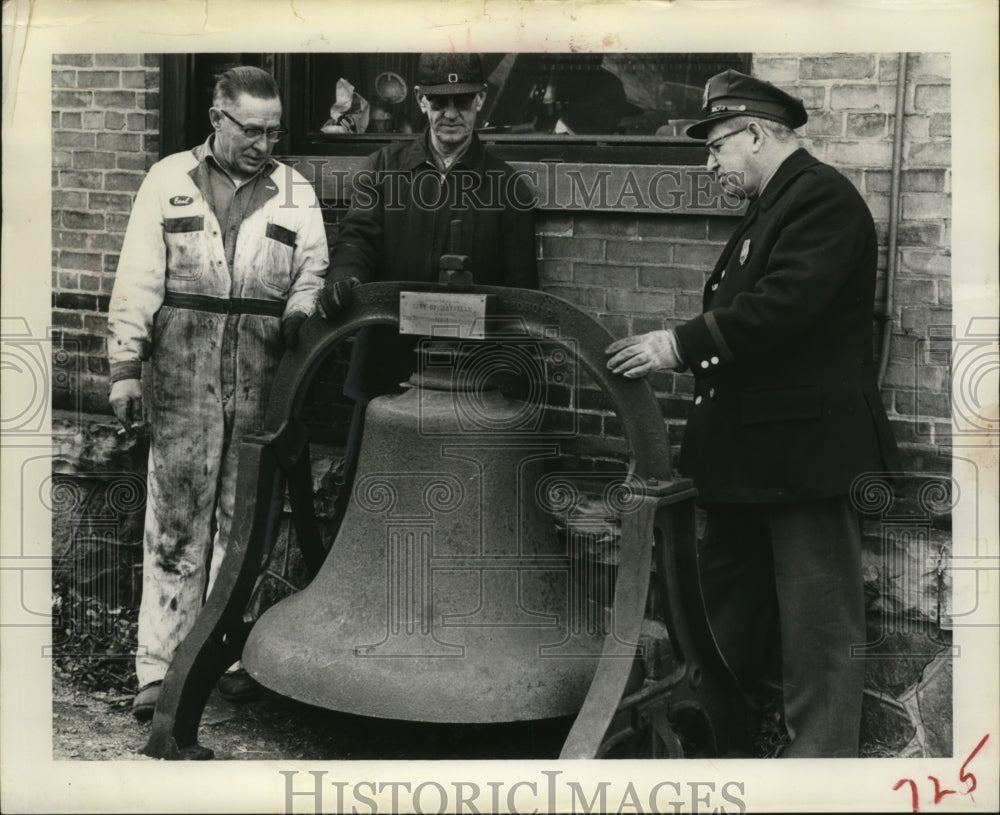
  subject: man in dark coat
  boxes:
[319,53,538,512]
[606,70,899,757]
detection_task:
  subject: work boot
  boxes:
[216,668,263,702]
[131,680,162,722]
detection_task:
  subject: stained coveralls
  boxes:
[108,140,328,687]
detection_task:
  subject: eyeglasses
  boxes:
[218,109,286,142]
[423,93,478,111]
[706,125,750,157]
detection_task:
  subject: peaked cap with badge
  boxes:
[414,53,488,96]
[685,69,808,140]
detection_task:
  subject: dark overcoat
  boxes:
[330,132,537,288]
[330,132,538,398]
[674,148,899,504]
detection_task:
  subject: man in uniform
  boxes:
[606,70,899,757]
[108,66,329,720]
[319,52,538,504]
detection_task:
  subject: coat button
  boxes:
[709,388,716,398]
[711,356,719,365]
[721,270,726,279]
[710,283,719,291]
[700,360,710,369]
[694,395,703,405]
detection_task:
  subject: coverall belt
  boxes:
[162,291,285,318]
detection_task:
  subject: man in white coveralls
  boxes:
[107,65,328,720]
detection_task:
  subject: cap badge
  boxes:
[711,104,747,113]
[448,73,458,83]
[740,238,751,266]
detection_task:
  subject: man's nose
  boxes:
[706,153,719,172]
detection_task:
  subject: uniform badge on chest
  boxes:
[739,238,751,266]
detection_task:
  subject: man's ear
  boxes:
[208,107,223,131]
[474,91,486,112]
[414,90,429,114]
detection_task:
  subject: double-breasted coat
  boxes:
[673,148,899,504]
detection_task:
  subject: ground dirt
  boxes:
[52,673,577,761]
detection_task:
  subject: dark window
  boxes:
[162,53,749,164]
[298,53,747,138]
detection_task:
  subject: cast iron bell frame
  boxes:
[141,282,750,760]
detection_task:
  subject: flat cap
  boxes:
[414,53,487,96]
[685,69,807,139]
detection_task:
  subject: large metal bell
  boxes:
[242,364,607,722]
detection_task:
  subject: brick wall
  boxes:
[753,52,951,473]
[50,52,952,473]
[536,211,739,463]
[533,52,952,478]
[51,54,160,415]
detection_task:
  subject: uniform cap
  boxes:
[685,69,807,139]
[414,53,487,96]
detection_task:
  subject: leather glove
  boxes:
[319,276,360,320]
[109,378,143,435]
[605,330,684,379]
[281,312,308,349]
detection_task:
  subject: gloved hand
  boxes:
[605,330,684,379]
[318,276,360,320]
[281,311,308,349]
[109,378,143,435]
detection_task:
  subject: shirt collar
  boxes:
[399,130,486,172]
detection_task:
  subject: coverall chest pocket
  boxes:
[260,222,296,295]
[163,216,206,282]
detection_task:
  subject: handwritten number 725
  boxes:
[893,734,990,812]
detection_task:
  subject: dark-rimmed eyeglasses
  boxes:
[423,93,478,111]
[706,125,750,157]
[218,109,286,142]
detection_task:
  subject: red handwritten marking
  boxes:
[928,776,956,804]
[894,778,920,813]
[892,733,990,813]
[959,733,989,795]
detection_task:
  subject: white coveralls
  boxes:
[108,140,328,687]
